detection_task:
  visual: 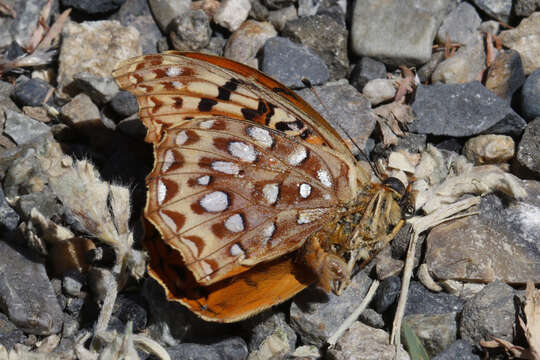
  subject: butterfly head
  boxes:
[382,177,416,219]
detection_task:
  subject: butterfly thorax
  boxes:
[299,180,406,293]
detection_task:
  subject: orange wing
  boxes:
[144,219,314,322]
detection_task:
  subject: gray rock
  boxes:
[282,14,348,80]
[514,0,538,16]
[411,82,527,137]
[436,2,481,45]
[223,20,277,67]
[4,109,51,145]
[297,80,376,152]
[485,50,526,101]
[404,313,457,357]
[142,278,226,345]
[61,315,79,338]
[60,93,103,128]
[327,322,410,360]
[58,20,141,92]
[395,133,428,154]
[243,312,296,354]
[517,118,540,177]
[261,37,329,88]
[111,0,162,54]
[417,51,446,83]
[374,276,401,313]
[499,13,540,75]
[72,72,119,106]
[170,10,212,52]
[0,313,25,351]
[62,272,85,297]
[432,340,480,360]
[349,57,387,92]
[262,0,295,10]
[0,0,49,49]
[298,0,321,16]
[203,37,227,57]
[351,0,451,66]
[471,0,512,22]
[249,0,269,20]
[521,67,540,120]
[432,34,486,84]
[0,241,63,335]
[0,81,18,130]
[148,0,190,31]
[0,135,70,222]
[60,0,127,14]
[359,308,385,329]
[165,337,248,360]
[290,271,372,347]
[0,187,19,231]
[459,282,516,343]
[425,187,540,284]
[317,0,346,26]
[405,282,465,316]
[267,6,297,31]
[109,91,139,119]
[12,76,53,107]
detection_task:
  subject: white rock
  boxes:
[362,78,396,105]
[214,0,251,32]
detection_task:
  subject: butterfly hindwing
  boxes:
[145,116,358,285]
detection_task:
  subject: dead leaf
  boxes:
[26,0,53,53]
[394,65,416,102]
[36,8,71,52]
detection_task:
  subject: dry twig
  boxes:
[327,279,380,346]
[390,197,481,356]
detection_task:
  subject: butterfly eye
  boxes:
[403,203,416,219]
[382,177,406,197]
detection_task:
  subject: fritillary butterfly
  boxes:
[112,51,409,322]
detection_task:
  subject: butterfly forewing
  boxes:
[112,51,356,160]
[145,116,357,285]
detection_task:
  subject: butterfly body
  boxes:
[113,52,407,322]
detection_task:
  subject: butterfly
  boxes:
[112,51,410,322]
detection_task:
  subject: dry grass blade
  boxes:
[26,0,54,53]
[0,49,57,72]
[486,32,496,68]
[327,279,380,346]
[0,7,70,74]
[0,0,16,18]
[35,8,71,51]
[390,197,481,356]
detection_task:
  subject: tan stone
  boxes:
[463,134,515,165]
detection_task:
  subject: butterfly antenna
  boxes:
[301,78,382,180]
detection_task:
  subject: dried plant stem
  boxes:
[327,279,380,346]
[390,196,481,356]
